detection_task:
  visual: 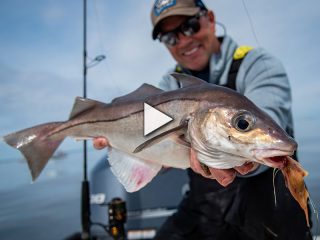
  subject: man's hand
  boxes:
[190,148,259,187]
[92,138,258,186]
[93,137,110,150]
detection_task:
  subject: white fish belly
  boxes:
[70,112,190,169]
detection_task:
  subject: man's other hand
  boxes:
[190,148,259,187]
[93,137,110,150]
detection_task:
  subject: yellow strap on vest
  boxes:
[233,46,253,60]
[175,65,183,73]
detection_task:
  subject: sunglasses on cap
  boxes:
[157,10,207,46]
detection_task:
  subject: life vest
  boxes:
[223,45,253,90]
[174,45,253,90]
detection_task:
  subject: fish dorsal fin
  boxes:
[108,148,162,192]
[69,97,107,119]
[170,73,207,88]
[112,83,163,103]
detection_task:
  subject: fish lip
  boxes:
[262,156,287,169]
[252,148,294,168]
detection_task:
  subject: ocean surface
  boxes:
[0,175,82,240]
[0,147,319,239]
[0,145,105,240]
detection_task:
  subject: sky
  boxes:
[0,0,320,191]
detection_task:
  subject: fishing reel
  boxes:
[107,198,127,240]
[89,196,127,240]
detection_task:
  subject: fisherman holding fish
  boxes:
[94,0,313,239]
[2,0,313,239]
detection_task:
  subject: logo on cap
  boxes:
[154,0,176,16]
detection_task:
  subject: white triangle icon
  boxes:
[144,103,173,136]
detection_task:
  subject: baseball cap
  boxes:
[151,0,207,40]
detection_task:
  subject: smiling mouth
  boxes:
[183,45,200,56]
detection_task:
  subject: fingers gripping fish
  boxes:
[2,73,310,226]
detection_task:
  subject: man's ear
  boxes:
[207,10,215,23]
[206,10,216,32]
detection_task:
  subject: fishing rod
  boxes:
[81,0,90,238]
[81,1,107,239]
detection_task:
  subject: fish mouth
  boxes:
[263,156,288,169]
[253,149,294,169]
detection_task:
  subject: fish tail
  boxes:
[3,122,65,181]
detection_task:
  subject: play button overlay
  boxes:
[144,103,173,136]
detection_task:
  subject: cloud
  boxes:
[41,3,66,27]
[0,63,80,134]
[82,1,175,101]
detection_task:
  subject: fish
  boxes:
[2,73,309,226]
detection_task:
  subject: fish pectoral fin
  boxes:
[133,121,188,153]
[69,97,108,119]
[172,134,191,148]
[108,148,162,192]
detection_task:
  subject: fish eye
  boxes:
[232,111,255,132]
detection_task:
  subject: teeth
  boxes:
[184,47,198,56]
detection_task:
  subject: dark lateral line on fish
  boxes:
[49,99,203,137]
[48,115,142,137]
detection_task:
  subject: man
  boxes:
[94,0,312,239]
